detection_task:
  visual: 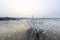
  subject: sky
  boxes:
[0,0,60,18]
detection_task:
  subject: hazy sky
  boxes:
[0,0,60,18]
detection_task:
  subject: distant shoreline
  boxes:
[0,17,16,20]
[0,17,60,20]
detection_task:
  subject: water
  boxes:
[27,18,60,31]
[27,18,60,40]
[0,18,60,40]
[0,18,60,31]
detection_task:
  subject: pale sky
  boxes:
[0,0,60,18]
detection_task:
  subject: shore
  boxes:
[0,17,16,20]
